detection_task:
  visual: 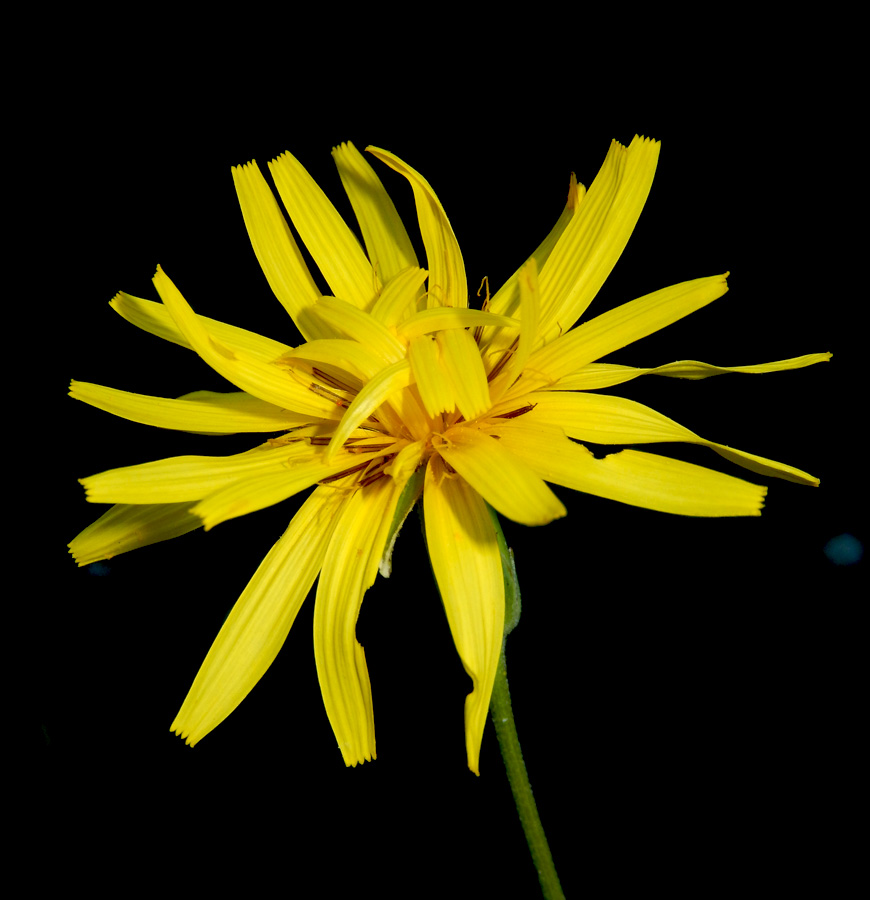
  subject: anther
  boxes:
[473,276,491,345]
[307,382,351,409]
[318,461,371,485]
[487,337,519,382]
[345,442,395,454]
[358,471,388,488]
[494,402,536,419]
[312,367,358,394]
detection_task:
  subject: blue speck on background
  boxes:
[823,533,864,566]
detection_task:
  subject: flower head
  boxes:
[69,136,829,774]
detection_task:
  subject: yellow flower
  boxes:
[68,136,830,775]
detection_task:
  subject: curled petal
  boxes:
[367,146,467,309]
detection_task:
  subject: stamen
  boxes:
[476,275,491,308]
[357,471,387,488]
[428,283,447,307]
[281,358,358,409]
[312,367,358,394]
[356,453,397,488]
[494,402,537,419]
[318,461,371,485]
[345,442,396,454]
[487,337,519,382]
[473,276,491,344]
[307,382,351,409]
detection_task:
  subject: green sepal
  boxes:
[486,503,521,640]
[378,465,426,577]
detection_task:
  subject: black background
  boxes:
[37,37,862,898]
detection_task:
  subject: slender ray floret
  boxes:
[69,137,830,773]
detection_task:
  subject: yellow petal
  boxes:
[314,475,404,766]
[281,337,385,384]
[436,327,491,421]
[435,425,566,526]
[231,160,328,341]
[370,266,428,328]
[367,146,467,309]
[486,171,584,320]
[325,359,414,460]
[491,420,767,516]
[487,257,541,401]
[268,151,376,308]
[305,296,406,364]
[192,446,391,530]
[69,381,310,433]
[383,440,427,491]
[332,141,419,285]
[537,135,661,344]
[395,307,519,343]
[409,334,454,417]
[409,328,491,421]
[479,171,583,357]
[509,273,730,399]
[152,267,342,419]
[110,291,190,348]
[423,457,504,775]
[553,352,834,390]
[68,502,202,566]
[80,441,316,504]
[521,390,820,485]
[110,291,294,363]
[171,485,349,746]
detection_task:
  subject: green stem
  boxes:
[485,503,564,899]
[490,650,566,900]
[418,499,564,896]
